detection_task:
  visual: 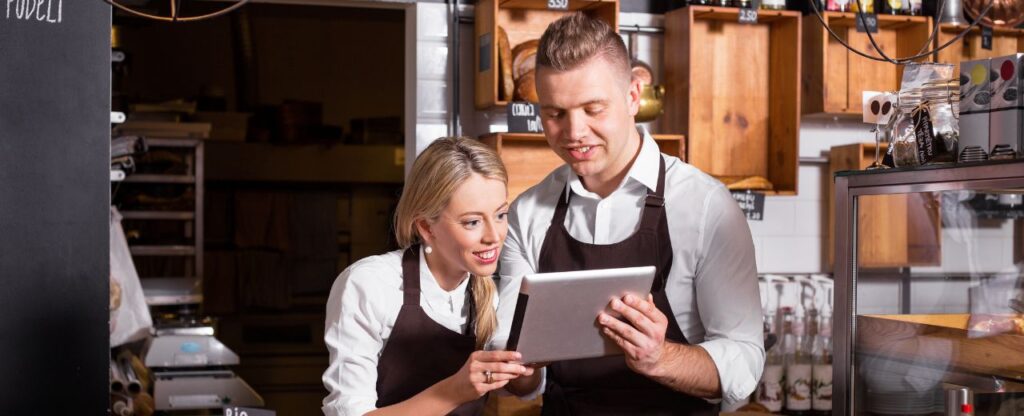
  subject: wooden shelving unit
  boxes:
[934,24,1024,77]
[203,142,404,184]
[827,143,941,268]
[474,0,619,109]
[664,6,801,195]
[803,12,932,115]
[479,132,685,202]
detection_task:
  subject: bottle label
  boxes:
[758,364,784,412]
[812,364,833,410]
[786,363,812,410]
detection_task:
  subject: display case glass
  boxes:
[833,161,1024,415]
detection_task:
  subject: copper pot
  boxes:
[635,84,665,122]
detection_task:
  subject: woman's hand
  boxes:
[444,350,532,403]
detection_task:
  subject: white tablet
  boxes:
[505,266,656,364]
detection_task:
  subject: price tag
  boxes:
[547,0,569,10]
[738,8,759,24]
[982,26,993,50]
[731,190,766,221]
[224,407,276,416]
[507,101,543,133]
[479,33,492,73]
[855,13,878,33]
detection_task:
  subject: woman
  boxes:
[322,137,536,416]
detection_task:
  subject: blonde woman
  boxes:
[322,137,538,416]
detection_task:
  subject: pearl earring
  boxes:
[424,245,433,254]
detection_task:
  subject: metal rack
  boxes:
[118,137,205,307]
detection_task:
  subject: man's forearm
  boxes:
[643,342,722,399]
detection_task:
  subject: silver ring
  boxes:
[484,370,493,383]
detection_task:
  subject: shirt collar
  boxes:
[564,126,661,200]
[418,245,470,298]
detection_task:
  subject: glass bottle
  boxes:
[756,309,785,412]
[812,313,834,416]
[785,313,813,415]
[761,0,788,11]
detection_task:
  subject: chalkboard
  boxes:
[0,1,110,413]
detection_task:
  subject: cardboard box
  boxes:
[959,58,992,162]
[990,54,1023,159]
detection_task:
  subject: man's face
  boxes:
[536,55,642,184]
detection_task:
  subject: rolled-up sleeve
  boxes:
[694,187,765,405]
[322,265,387,416]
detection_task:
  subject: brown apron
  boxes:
[374,245,487,415]
[537,157,718,416]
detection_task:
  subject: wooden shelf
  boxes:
[204,142,404,184]
[857,314,1024,382]
[827,143,940,268]
[479,133,685,202]
[474,0,619,109]
[664,6,801,195]
[803,12,932,115]
[934,24,1024,77]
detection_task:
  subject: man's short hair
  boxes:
[536,12,631,84]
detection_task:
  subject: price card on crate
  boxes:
[982,26,993,50]
[855,13,878,33]
[547,0,569,10]
[507,101,544,133]
[731,190,765,221]
[738,8,758,24]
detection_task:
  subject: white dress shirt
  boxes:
[322,246,537,416]
[497,127,765,405]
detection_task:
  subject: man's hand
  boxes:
[597,293,668,377]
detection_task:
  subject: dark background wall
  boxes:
[0,1,110,412]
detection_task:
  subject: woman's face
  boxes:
[419,173,509,281]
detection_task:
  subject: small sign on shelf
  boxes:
[547,0,569,10]
[738,8,758,24]
[982,26,993,50]
[855,13,879,33]
[731,190,766,221]
[507,101,543,133]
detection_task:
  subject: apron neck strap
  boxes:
[401,245,421,306]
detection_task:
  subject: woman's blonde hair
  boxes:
[394,137,507,349]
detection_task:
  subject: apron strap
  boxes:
[401,245,421,307]
[463,278,477,337]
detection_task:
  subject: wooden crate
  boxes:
[474,0,619,109]
[934,24,1024,77]
[827,143,941,268]
[803,12,932,114]
[479,133,685,202]
[664,6,801,195]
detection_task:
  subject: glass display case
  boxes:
[833,160,1024,415]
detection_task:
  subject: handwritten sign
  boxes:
[547,0,569,10]
[731,190,765,221]
[4,0,63,23]
[738,8,758,24]
[855,13,878,33]
[507,101,543,133]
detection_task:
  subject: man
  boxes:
[498,12,764,415]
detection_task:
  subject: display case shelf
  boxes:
[120,211,196,220]
[665,6,800,195]
[802,12,932,115]
[480,132,685,202]
[474,0,619,109]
